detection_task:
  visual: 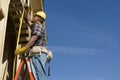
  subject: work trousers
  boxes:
[30,53,48,80]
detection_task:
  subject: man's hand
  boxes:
[15,47,27,55]
[27,11,33,26]
[27,13,32,21]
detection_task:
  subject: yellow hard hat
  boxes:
[34,11,46,20]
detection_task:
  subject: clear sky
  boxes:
[44,0,120,80]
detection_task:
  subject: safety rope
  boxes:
[12,9,25,80]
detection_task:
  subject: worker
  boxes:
[15,11,52,80]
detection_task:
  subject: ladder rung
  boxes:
[10,11,22,16]
[21,33,29,37]
[20,30,29,34]
[15,22,29,31]
[19,41,28,44]
[19,37,29,42]
[19,36,29,44]
[10,7,23,12]
[14,23,28,28]
[16,33,29,37]
[13,18,20,23]
[15,26,28,30]
[19,42,28,45]
[11,15,21,19]
[9,1,22,8]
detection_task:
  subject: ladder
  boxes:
[9,0,30,79]
[9,0,30,47]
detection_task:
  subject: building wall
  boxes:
[0,0,10,80]
[0,0,45,79]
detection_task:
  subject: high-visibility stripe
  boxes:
[26,59,34,80]
[26,59,32,72]
[14,59,35,80]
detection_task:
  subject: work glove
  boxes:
[15,47,27,55]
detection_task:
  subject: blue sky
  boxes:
[44,0,120,80]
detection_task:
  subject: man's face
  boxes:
[32,15,40,23]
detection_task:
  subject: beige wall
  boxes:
[0,0,10,80]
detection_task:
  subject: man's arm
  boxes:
[27,13,33,26]
[25,35,38,49]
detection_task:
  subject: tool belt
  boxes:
[29,46,53,61]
